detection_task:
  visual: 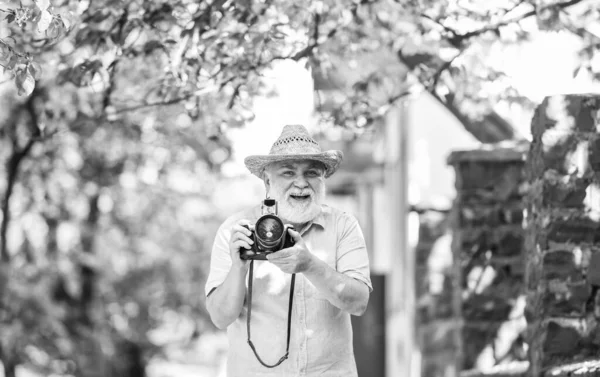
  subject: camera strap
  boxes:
[246,260,296,368]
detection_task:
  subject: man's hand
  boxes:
[266,228,315,274]
[229,219,255,269]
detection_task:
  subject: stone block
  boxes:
[590,136,600,174]
[460,204,524,228]
[460,226,524,259]
[530,95,600,176]
[588,252,600,286]
[542,319,600,365]
[546,217,600,244]
[421,320,459,353]
[463,293,513,322]
[542,176,591,208]
[422,352,458,377]
[463,273,522,320]
[418,291,456,322]
[496,231,525,257]
[542,282,591,316]
[456,161,524,191]
[543,250,583,281]
[462,322,504,369]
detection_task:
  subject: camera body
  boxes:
[240,199,295,261]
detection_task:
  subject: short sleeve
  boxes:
[204,222,233,297]
[336,214,372,292]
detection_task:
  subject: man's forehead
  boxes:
[270,160,325,170]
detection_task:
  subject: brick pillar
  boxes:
[447,143,529,373]
[525,94,600,377]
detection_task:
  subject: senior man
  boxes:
[205,124,372,376]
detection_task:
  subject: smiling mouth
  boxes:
[289,194,311,201]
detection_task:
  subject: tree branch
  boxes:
[112,85,218,115]
[0,93,41,263]
[429,50,463,92]
[425,0,583,46]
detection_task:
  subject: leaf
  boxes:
[38,10,52,33]
[15,68,35,96]
[46,18,64,40]
[0,41,11,63]
[143,40,166,54]
[5,10,16,24]
[59,11,72,30]
[6,54,19,70]
[35,0,50,11]
[28,62,42,80]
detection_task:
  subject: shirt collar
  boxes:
[309,205,327,229]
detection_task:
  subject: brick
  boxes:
[588,252,600,286]
[462,322,503,369]
[542,282,590,316]
[543,250,583,281]
[420,321,459,353]
[589,136,600,173]
[566,96,600,132]
[462,274,522,321]
[460,205,524,228]
[460,227,524,259]
[457,161,524,190]
[542,179,590,208]
[543,320,600,364]
[496,232,525,257]
[422,354,458,377]
[463,293,513,321]
[546,218,599,244]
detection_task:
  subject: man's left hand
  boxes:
[266,228,314,274]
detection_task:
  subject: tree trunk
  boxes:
[4,360,16,377]
[79,194,100,324]
[0,346,18,377]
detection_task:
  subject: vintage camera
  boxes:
[240,199,295,261]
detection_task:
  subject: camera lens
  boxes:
[255,215,284,251]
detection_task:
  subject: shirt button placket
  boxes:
[298,227,311,376]
[297,276,308,375]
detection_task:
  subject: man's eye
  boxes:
[282,171,294,176]
[306,171,319,177]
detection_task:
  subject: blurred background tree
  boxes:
[0,0,599,376]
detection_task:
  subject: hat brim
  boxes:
[244,150,343,178]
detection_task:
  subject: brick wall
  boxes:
[524,94,600,377]
[448,142,529,372]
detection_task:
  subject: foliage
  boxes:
[0,0,599,376]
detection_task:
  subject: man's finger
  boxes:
[233,233,254,245]
[233,223,253,237]
[287,228,302,242]
[233,240,252,250]
[266,248,295,260]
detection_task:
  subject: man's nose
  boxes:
[294,176,309,188]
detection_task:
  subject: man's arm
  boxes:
[267,228,370,316]
[206,264,249,330]
[205,219,255,329]
[303,258,370,316]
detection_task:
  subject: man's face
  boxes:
[265,160,326,224]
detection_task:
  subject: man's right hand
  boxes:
[229,219,255,268]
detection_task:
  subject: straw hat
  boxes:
[244,125,343,178]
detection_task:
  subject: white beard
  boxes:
[277,196,322,224]
[270,181,325,225]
